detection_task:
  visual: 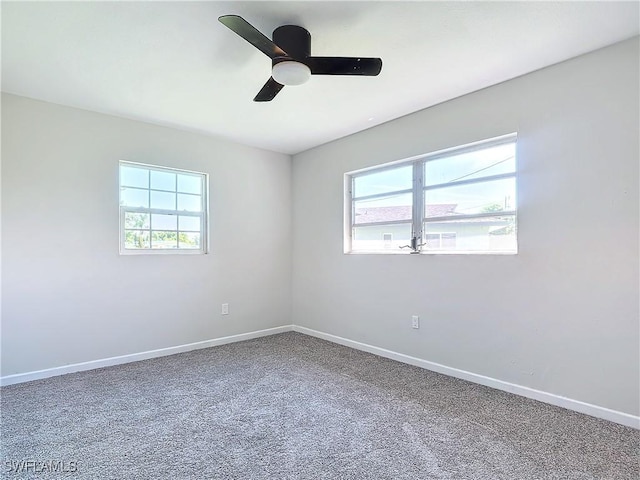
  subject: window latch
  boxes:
[399,236,425,253]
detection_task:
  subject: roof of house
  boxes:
[354,204,511,225]
[354,204,456,224]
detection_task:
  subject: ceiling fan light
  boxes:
[272,61,311,86]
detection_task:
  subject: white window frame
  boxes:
[119,161,209,255]
[345,133,517,255]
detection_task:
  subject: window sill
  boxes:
[120,249,207,255]
[345,250,518,255]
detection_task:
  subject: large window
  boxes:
[119,161,208,254]
[346,134,517,254]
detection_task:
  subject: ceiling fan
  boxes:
[218,15,383,102]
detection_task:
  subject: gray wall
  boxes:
[291,38,639,416]
[2,38,638,419]
[1,94,292,376]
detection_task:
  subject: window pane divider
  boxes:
[350,161,413,178]
[354,219,413,228]
[122,206,203,216]
[352,188,414,202]
[412,161,425,248]
[424,172,515,191]
[424,211,516,223]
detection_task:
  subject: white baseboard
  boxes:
[3,323,637,429]
[293,325,640,429]
[0,325,293,387]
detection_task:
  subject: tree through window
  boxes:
[119,161,208,254]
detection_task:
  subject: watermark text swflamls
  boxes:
[4,460,78,474]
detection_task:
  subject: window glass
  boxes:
[179,216,200,231]
[121,166,148,188]
[150,191,176,210]
[178,174,202,194]
[425,177,516,218]
[151,170,176,191]
[121,188,149,208]
[151,231,178,249]
[151,214,177,230]
[125,212,150,229]
[124,230,150,249]
[179,232,201,249]
[352,223,412,252]
[354,192,412,225]
[177,193,201,212]
[353,165,412,198]
[425,142,516,186]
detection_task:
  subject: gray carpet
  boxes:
[1,332,638,479]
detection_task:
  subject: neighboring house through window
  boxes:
[119,161,208,254]
[425,232,457,249]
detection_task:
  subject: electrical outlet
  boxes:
[221,303,229,315]
[411,315,420,329]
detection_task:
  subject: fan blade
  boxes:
[219,15,288,59]
[254,77,285,102]
[306,57,382,76]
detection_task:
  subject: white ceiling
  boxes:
[2,1,638,154]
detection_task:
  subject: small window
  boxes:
[119,161,208,254]
[346,134,517,254]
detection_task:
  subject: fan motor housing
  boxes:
[218,15,382,101]
[272,25,311,63]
